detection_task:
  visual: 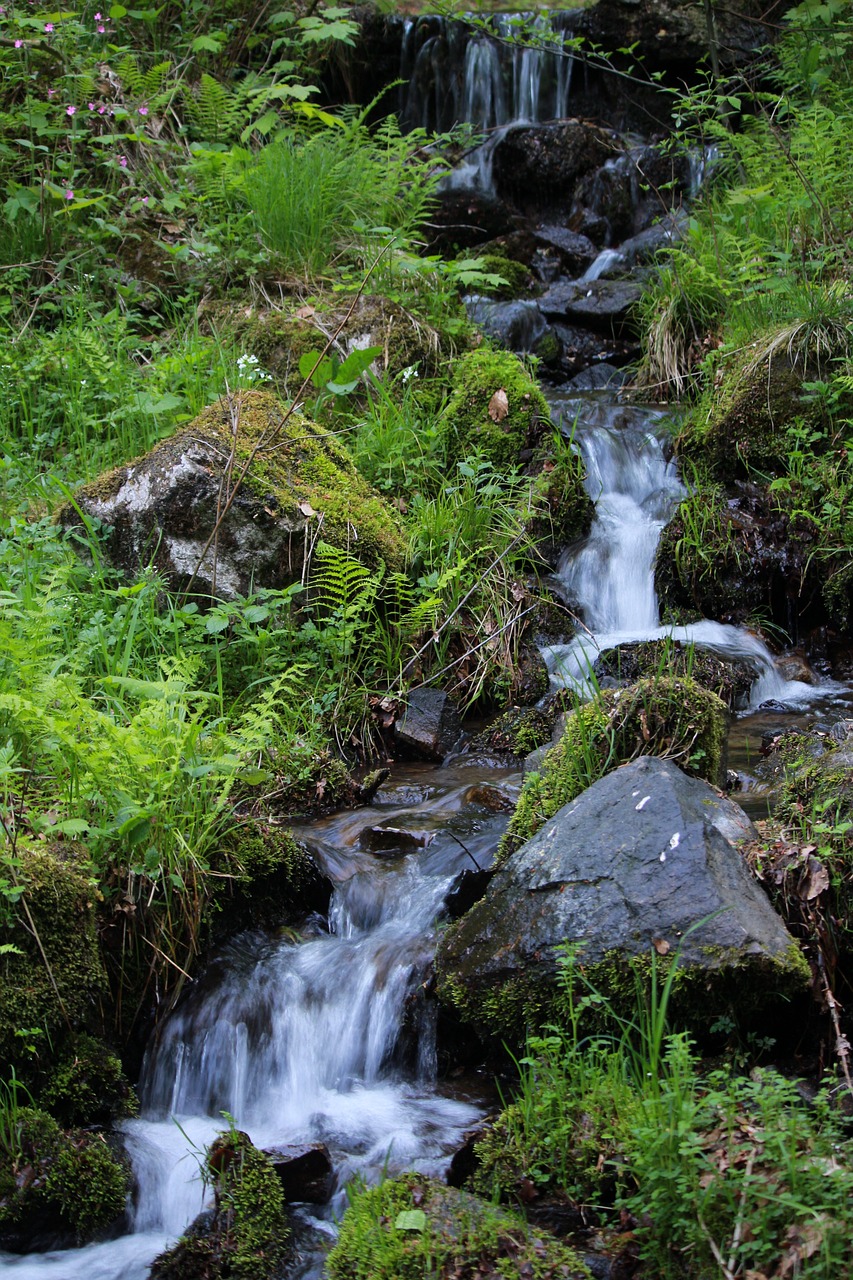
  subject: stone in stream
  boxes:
[533,225,599,276]
[491,121,616,210]
[359,824,435,855]
[436,756,809,1042]
[264,1141,333,1204]
[539,279,644,336]
[394,688,462,762]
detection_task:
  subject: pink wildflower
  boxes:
[47,88,55,98]
[66,105,76,116]
[138,105,148,116]
[88,102,96,110]
[94,10,102,17]
[97,105,106,115]
[97,23,104,32]
[15,39,23,47]
[44,22,54,32]
[119,155,128,167]
[65,189,74,200]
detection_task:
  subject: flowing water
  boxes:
[542,390,830,710]
[1,764,520,1279]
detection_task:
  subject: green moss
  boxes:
[471,706,554,756]
[499,675,728,864]
[326,1174,589,1280]
[594,639,753,709]
[678,352,817,483]
[41,1033,137,1127]
[0,841,107,1077]
[74,390,405,575]
[0,1106,128,1244]
[151,1130,288,1280]
[471,254,531,299]
[443,347,551,472]
[528,439,594,552]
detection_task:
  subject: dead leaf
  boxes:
[652,937,671,955]
[298,500,316,517]
[801,856,829,900]
[295,305,316,320]
[487,388,509,422]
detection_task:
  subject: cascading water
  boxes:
[2,766,519,1280]
[543,392,823,708]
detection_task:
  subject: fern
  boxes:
[184,74,241,143]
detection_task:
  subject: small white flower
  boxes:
[400,365,419,382]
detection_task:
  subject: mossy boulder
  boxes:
[0,1106,128,1251]
[435,756,808,1045]
[677,355,816,484]
[41,1033,137,1127]
[212,821,331,936]
[0,841,107,1078]
[443,347,551,472]
[499,674,729,863]
[326,1173,589,1280]
[593,639,754,709]
[150,1130,288,1280]
[62,390,405,599]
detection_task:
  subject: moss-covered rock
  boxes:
[499,674,728,863]
[470,706,555,758]
[62,390,405,599]
[150,1130,288,1280]
[212,821,331,935]
[41,1033,137,1127]
[0,1106,128,1250]
[469,253,533,299]
[0,841,107,1078]
[593,638,754,709]
[326,1173,589,1280]
[443,347,551,472]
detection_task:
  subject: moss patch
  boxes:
[41,1033,137,1127]
[150,1130,288,1280]
[326,1173,589,1280]
[0,841,107,1079]
[499,675,728,864]
[443,347,551,472]
[0,1106,128,1247]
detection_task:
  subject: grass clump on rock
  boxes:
[326,1173,589,1280]
[499,674,728,863]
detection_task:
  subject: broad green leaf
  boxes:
[395,1210,427,1232]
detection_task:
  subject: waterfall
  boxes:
[402,11,576,134]
[4,768,518,1279]
[543,395,822,709]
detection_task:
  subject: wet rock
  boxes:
[394,689,462,761]
[436,756,808,1041]
[492,121,616,210]
[463,784,514,812]
[552,322,639,374]
[426,186,521,253]
[533,225,599,276]
[446,1123,493,1187]
[774,649,818,685]
[563,362,631,392]
[574,0,779,72]
[464,296,549,354]
[265,1142,333,1204]
[445,868,495,919]
[359,824,435,855]
[62,391,404,600]
[539,279,643,336]
[617,211,688,264]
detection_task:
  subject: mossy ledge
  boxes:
[325,1172,590,1280]
[62,389,405,598]
[498,674,728,865]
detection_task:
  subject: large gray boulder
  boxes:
[61,390,404,600]
[436,756,808,1040]
[539,279,643,335]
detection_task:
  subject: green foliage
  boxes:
[443,347,551,472]
[500,675,728,862]
[326,1173,589,1280]
[475,949,853,1280]
[41,1034,137,1127]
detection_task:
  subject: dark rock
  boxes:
[463,297,548,354]
[563,362,631,392]
[462,784,514,812]
[446,1123,493,1187]
[426,186,521,254]
[394,688,462,761]
[492,121,617,211]
[359,824,435,855]
[617,212,687,266]
[573,0,782,72]
[774,649,818,685]
[445,868,495,919]
[552,323,639,374]
[437,756,808,1040]
[265,1142,333,1204]
[533,225,599,276]
[539,279,643,336]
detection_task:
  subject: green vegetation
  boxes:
[474,951,853,1280]
[150,1129,288,1280]
[499,674,728,862]
[326,1173,590,1280]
